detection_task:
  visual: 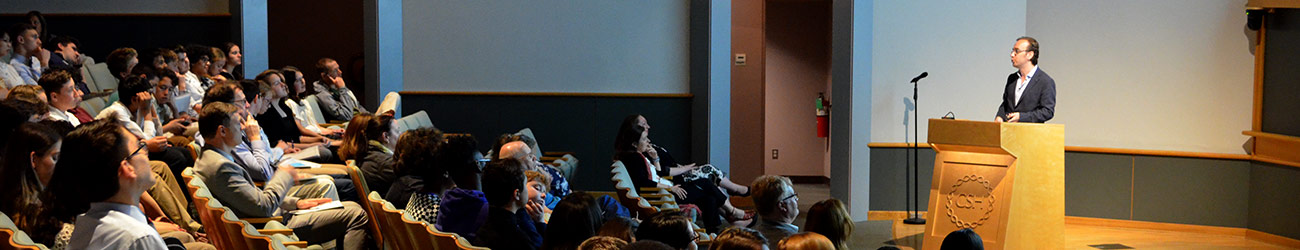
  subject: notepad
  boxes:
[292,201,343,215]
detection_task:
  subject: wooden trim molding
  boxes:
[1253,15,1266,131]
[868,142,1250,160]
[1243,131,1300,168]
[1248,0,1300,9]
[399,91,693,98]
[1064,216,1245,236]
[1247,229,1300,249]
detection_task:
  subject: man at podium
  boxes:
[995,36,1056,123]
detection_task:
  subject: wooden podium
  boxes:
[920,119,1064,250]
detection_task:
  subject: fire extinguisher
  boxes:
[816,93,830,137]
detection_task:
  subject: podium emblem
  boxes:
[946,174,996,229]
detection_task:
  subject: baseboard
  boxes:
[866,210,1300,248]
[786,175,830,184]
[867,211,926,221]
[1063,216,1245,236]
[1246,229,1300,249]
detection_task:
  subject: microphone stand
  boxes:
[904,77,927,225]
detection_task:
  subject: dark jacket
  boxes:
[357,144,397,194]
[996,67,1057,123]
[472,206,544,250]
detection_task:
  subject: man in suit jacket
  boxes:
[195,102,370,250]
[996,36,1056,123]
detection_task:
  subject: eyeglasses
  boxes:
[125,141,147,162]
[1011,48,1032,55]
[782,192,799,203]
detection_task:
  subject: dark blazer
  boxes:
[996,67,1056,123]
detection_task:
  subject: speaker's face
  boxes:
[1010,40,1033,68]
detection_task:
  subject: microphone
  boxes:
[910,72,928,83]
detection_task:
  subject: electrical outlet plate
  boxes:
[735,54,747,66]
[772,149,778,159]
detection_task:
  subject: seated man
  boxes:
[472,158,545,250]
[195,102,369,250]
[311,58,366,122]
[748,175,800,249]
[95,75,194,181]
[63,119,168,249]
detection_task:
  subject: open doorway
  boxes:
[731,0,832,183]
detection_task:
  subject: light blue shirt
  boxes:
[9,55,40,86]
[67,202,167,250]
[233,129,285,182]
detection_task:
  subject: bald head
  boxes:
[499,141,533,162]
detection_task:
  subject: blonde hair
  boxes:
[778,232,836,250]
[805,199,853,249]
[525,170,551,193]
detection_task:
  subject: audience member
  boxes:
[8,23,42,86]
[597,216,637,243]
[750,175,800,249]
[280,66,342,136]
[541,192,603,250]
[617,122,730,232]
[524,170,553,219]
[1,32,25,98]
[311,58,366,121]
[105,48,138,80]
[208,47,228,82]
[222,42,243,80]
[385,127,443,207]
[254,69,333,148]
[184,44,214,98]
[473,158,545,250]
[44,36,79,69]
[341,112,400,193]
[0,123,61,231]
[499,138,571,205]
[26,11,49,44]
[38,70,82,126]
[577,236,627,250]
[51,119,168,249]
[429,134,490,238]
[636,211,697,250]
[8,84,46,104]
[96,76,194,179]
[804,199,853,249]
[778,232,835,250]
[709,227,768,250]
[195,102,369,249]
[940,228,983,250]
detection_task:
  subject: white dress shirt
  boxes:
[48,105,81,127]
[67,202,167,250]
[1014,65,1038,105]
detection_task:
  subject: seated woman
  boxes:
[615,115,751,232]
[280,67,343,138]
[541,192,603,250]
[339,112,399,194]
[804,199,854,250]
[12,120,212,250]
[253,69,335,149]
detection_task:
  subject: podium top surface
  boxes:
[927,119,1063,148]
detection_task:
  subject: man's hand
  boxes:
[152,220,183,233]
[995,116,1004,123]
[243,115,262,140]
[145,136,170,152]
[163,118,187,132]
[1006,112,1021,122]
[327,75,347,89]
[296,198,333,210]
[276,141,301,153]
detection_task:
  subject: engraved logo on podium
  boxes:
[946,174,996,229]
